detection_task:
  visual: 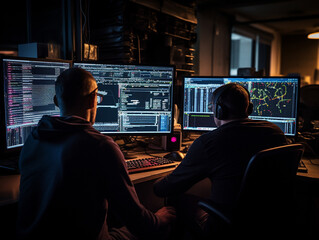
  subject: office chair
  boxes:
[198,143,304,239]
[300,84,319,131]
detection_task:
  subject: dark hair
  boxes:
[212,83,251,119]
[55,67,94,110]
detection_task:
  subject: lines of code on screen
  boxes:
[74,63,174,134]
[3,59,70,149]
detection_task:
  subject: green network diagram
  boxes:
[248,82,294,118]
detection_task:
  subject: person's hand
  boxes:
[155,206,176,226]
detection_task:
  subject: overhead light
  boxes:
[307,32,319,39]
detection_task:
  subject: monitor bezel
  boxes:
[0,56,72,158]
[181,75,301,137]
[73,61,176,136]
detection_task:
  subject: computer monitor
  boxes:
[73,62,174,134]
[0,57,71,153]
[183,76,300,136]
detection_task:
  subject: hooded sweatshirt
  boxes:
[16,115,159,240]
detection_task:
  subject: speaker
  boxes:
[162,131,182,151]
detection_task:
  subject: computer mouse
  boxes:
[164,151,185,162]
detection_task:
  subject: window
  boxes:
[230,33,253,75]
[230,26,272,76]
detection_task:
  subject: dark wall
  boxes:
[281,34,318,85]
[0,2,28,49]
[0,1,66,56]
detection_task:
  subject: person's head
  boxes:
[54,67,99,124]
[212,83,253,127]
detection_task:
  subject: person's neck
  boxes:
[61,109,91,123]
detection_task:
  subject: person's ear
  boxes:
[54,95,59,107]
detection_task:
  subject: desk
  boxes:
[1,154,319,237]
[130,167,175,184]
[295,156,319,237]
[298,156,319,180]
[1,156,319,205]
[0,160,176,240]
[0,174,20,206]
[0,156,177,206]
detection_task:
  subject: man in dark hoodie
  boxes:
[153,83,288,238]
[16,67,176,240]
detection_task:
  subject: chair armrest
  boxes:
[198,200,231,225]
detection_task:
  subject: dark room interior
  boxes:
[1,0,319,239]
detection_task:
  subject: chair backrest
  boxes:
[234,143,304,234]
[300,84,319,109]
[300,84,319,130]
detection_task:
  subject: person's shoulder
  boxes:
[194,128,221,144]
[82,129,125,161]
[234,118,276,127]
[83,128,116,146]
[249,119,281,129]
[216,119,284,135]
[242,119,286,135]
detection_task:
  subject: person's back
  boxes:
[153,83,287,238]
[16,68,175,240]
[17,116,113,239]
[196,118,287,207]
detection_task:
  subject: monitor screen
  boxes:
[73,62,174,134]
[183,76,299,136]
[1,57,71,150]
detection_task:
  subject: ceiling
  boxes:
[197,0,319,35]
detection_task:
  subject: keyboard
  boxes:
[126,157,179,173]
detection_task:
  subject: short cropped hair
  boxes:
[212,83,250,119]
[55,67,95,111]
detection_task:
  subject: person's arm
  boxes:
[153,138,212,197]
[100,139,175,237]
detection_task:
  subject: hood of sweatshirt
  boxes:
[32,115,95,141]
